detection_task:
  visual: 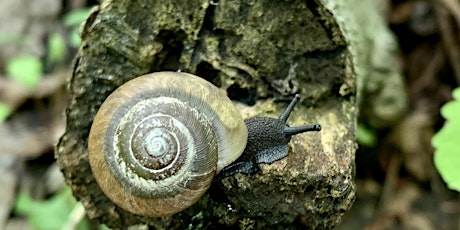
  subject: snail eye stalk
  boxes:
[217,94,321,180]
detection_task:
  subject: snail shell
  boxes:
[88,72,248,217]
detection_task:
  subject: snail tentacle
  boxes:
[217,94,321,179]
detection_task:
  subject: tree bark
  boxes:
[53,0,393,228]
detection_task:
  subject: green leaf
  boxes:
[63,8,92,27]
[432,87,460,191]
[64,8,92,48]
[440,88,460,121]
[0,102,11,122]
[14,187,77,230]
[69,27,82,48]
[47,32,67,65]
[6,55,43,90]
[356,123,377,147]
[98,223,111,230]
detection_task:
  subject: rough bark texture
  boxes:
[56,0,359,229]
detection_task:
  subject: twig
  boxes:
[410,44,445,96]
[438,0,460,25]
[434,4,460,85]
[375,154,401,217]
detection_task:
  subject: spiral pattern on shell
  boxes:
[88,72,248,217]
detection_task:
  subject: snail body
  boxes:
[88,71,321,217]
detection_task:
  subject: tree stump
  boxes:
[54,0,376,228]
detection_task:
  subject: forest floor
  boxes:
[0,0,459,229]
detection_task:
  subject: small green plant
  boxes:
[0,102,12,122]
[14,186,108,230]
[46,31,67,66]
[6,55,43,90]
[64,8,92,47]
[356,123,377,147]
[2,55,42,122]
[432,87,460,192]
[14,187,78,230]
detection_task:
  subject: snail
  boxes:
[87,71,321,218]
